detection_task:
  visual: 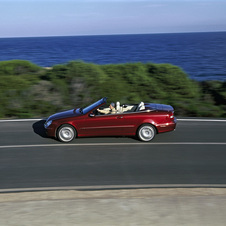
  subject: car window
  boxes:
[82,98,106,114]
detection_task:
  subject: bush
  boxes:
[0,60,41,75]
[0,60,225,118]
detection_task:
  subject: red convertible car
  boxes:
[44,97,176,142]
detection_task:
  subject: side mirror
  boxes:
[89,113,95,117]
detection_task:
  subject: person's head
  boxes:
[110,102,115,109]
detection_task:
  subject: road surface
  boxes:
[0,118,226,191]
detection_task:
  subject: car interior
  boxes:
[94,102,146,115]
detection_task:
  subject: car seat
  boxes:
[137,102,145,111]
[116,101,122,113]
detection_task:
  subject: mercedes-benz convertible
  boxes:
[44,97,176,142]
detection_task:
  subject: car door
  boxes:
[76,113,127,137]
[111,111,150,136]
[114,112,140,135]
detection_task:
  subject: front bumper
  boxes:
[44,121,56,138]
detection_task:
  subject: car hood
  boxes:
[145,103,174,112]
[46,109,80,121]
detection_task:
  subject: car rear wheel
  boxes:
[57,124,76,142]
[137,124,156,142]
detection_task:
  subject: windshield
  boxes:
[82,97,107,114]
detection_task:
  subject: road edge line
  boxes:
[1,184,226,193]
[1,118,226,122]
[1,142,226,149]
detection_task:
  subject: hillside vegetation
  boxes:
[0,60,225,118]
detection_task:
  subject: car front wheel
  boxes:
[137,124,156,142]
[57,124,76,142]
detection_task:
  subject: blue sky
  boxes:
[0,0,226,37]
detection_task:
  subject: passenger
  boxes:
[97,103,117,114]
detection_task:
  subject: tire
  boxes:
[57,124,76,142]
[137,124,156,142]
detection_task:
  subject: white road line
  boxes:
[0,118,226,122]
[0,119,42,122]
[0,142,226,149]
[177,119,226,122]
[1,184,226,193]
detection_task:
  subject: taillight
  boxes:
[166,112,174,120]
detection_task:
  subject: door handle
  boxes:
[117,116,123,119]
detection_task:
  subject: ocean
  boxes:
[0,32,226,81]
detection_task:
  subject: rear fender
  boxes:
[138,120,158,134]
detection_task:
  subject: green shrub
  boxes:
[0,60,41,75]
[0,60,225,118]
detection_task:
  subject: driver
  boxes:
[97,103,116,114]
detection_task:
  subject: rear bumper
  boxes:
[157,118,177,133]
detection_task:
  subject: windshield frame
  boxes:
[81,97,107,114]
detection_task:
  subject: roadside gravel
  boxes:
[1,188,226,226]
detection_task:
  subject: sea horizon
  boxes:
[1,30,226,39]
[0,31,226,81]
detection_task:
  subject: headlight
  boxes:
[44,120,52,129]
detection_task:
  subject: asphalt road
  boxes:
[0,118,226,191]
